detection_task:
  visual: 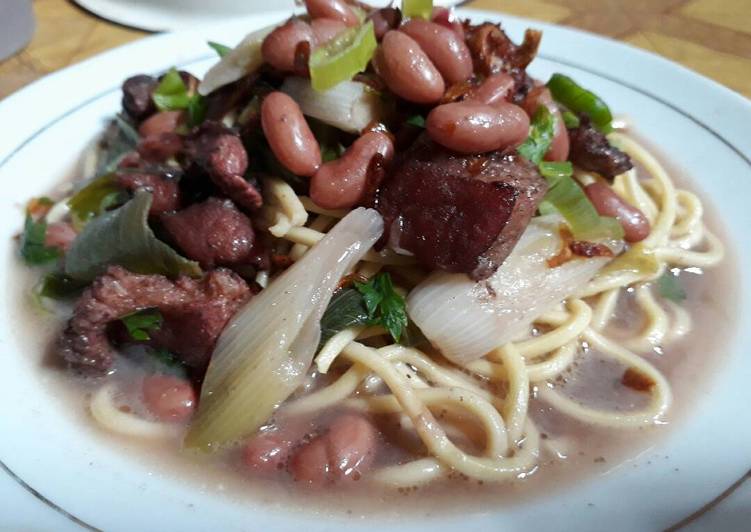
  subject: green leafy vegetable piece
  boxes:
[95,115,140,176]
[656,271,686,303]
[402,0,433,19]
[406,114,426,128]
[65,189,202,282]
[355,273,408,342]
[208,41,232,58]
[37,272,87,299]
[561,110,580,129]
[319,288,370,346]
[517,106,556,165]
[538,161,573,180]
[121,309,163,341]
[309,20,377,92]
[20,213,60,266]
[547,73,613,133]
[67,173,126,228]
[152,68,206,127]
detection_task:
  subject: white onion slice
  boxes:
[407,216,621,365]
[185,208,383,450]
[198,24,275,96]
[280,77,385,134]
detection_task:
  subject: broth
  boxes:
[7,148,740,519]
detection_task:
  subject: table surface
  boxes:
[0,0,750,102]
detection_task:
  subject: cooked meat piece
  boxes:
[121,75,157,121]
[161,197,260,269]
[464,22,540,104]
[568,116,633,179]
[137,132,183,163]
[377,136,547,280]
[184,122,263,211]
[116,170,181,215]
[59,266,251,373]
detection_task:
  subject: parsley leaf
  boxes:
[355,273,408,342]
[319,288,370,347]
[20,211,60,266]
[37,272,87,300]
[152,68,206,127]
[208,41,232,58]
[121,309,163,341]
[656,271,686,303]
[517,106,556,165]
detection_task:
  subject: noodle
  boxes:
[89,132,724,487]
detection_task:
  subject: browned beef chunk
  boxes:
[464,22,541,104]
[160,197,260,269]
[377,136,547,280]
[59,266,251,374]
[568,116,633,179]
[122,75,157,120]
[116,170,181,215]
[184,122,263,211]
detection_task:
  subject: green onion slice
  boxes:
[547,73,613,132]
[542,173,624,240]
[309,20,377,92]
[402,0,433,19]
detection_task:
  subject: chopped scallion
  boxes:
[657,270,687,303]
[309,21,377,92]
[402,0,433,19]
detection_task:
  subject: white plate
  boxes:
[1,8,750,532]
[73,0,465,32]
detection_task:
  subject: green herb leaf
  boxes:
[152,68,206,127]
[406,114,426,128]
[20,214,60,266]
[208,41,232,58]
[36,272,87,300]
[67,173,126,228]
[355,273,408,342]
[65,189,202,282]
[319,288,370,346]
[517,106,556,165]
[656,271,686,303]
[121,309,163,341]
[547,73,613,133]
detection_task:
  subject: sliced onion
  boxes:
[185,208,383,451]
[280,76,385,134]
[407,215,621,365]
[198,24,275,96]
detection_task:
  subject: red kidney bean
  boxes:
[373,30,445,104]
[426,101,530,154]
[141,375,196,423]
[261,92,321,177]
[310,131,394,209]
[584,182,651,242]
[44,221,77,252]
[310,18,347,44]
[262,19,316,73]
[431,7,464,39]
[368,7,401,41]
[138,110,183,138]
[289,414,377,484]
[468,73,515,107]
[242,433,294,474]
[522,86,570,162]
[399,19,472,85]
[304,0,359,27]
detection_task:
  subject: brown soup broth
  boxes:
[9,155,740,518]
